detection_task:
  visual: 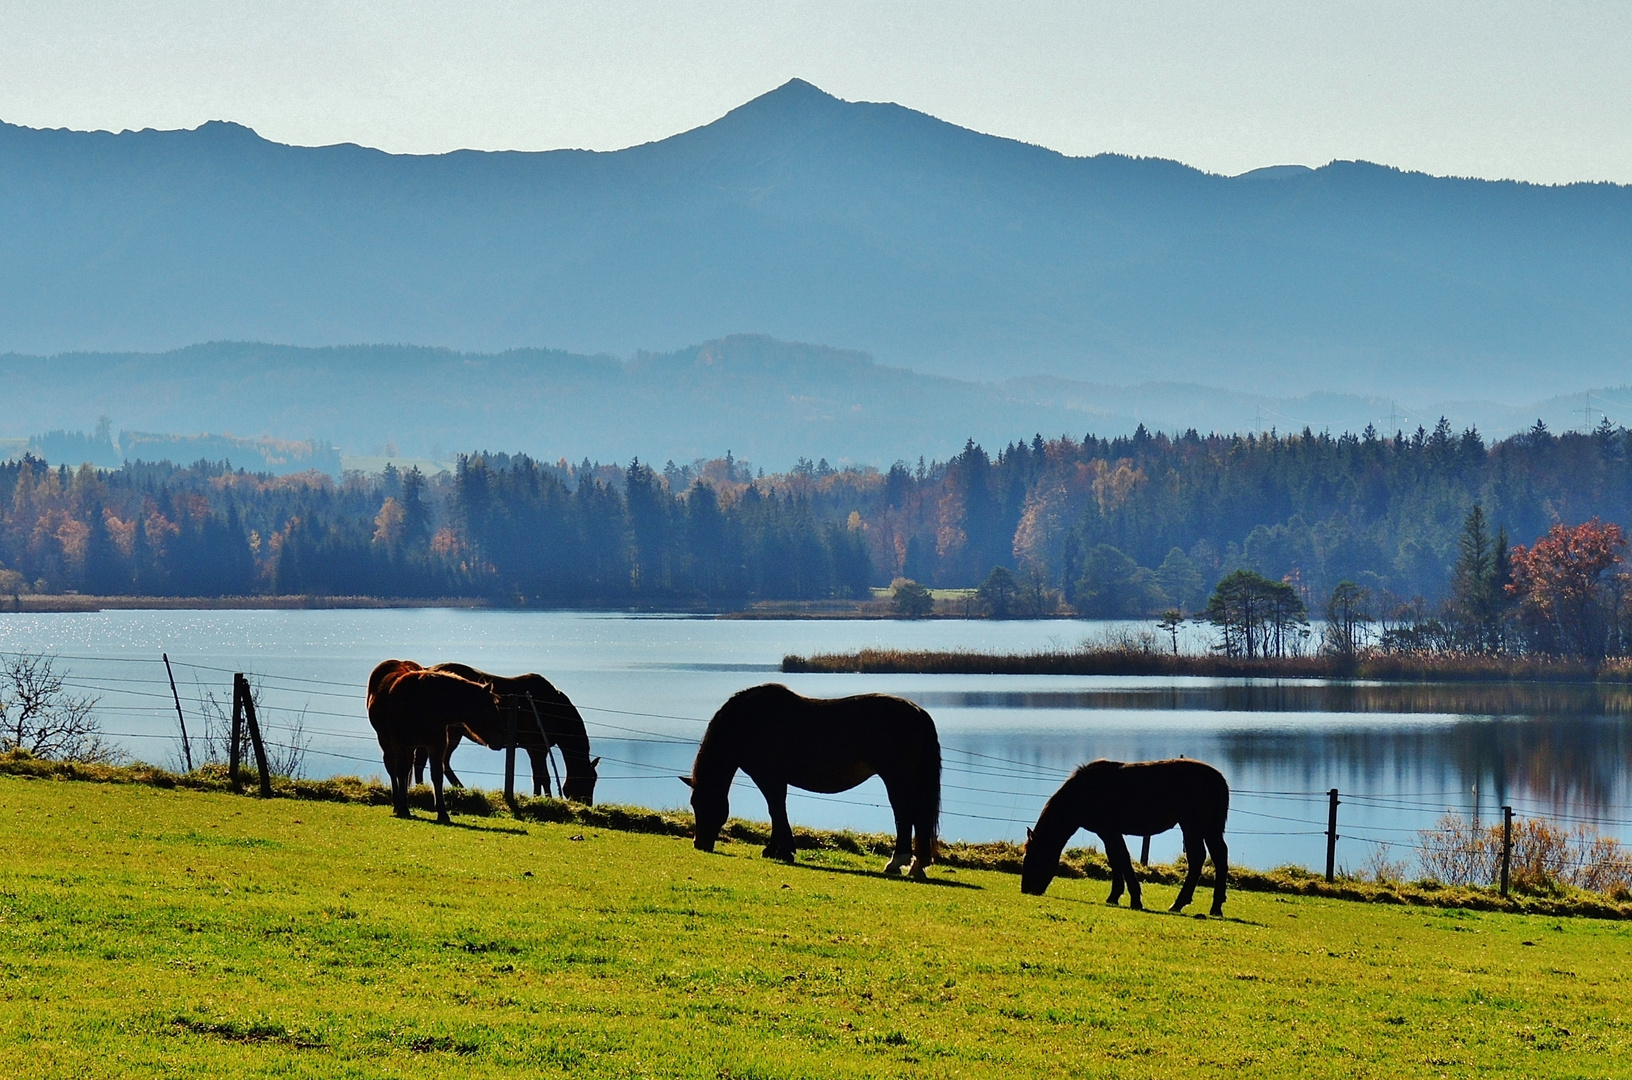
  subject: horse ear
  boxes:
[678,775,694,788]
[591,756,601,768]
[1026,827,1034,842]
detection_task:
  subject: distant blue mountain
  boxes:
[2,78,1629,401]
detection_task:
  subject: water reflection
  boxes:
[914,682,1632,717]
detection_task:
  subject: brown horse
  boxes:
[1020,758,1230,916]
[682,683,941,878]
[366,660,504,823]
[413,662,601,803]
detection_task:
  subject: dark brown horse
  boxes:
[366,660,504,823]
[413,662,600,803]
[1020,758,1230,916]
[682,683,941,877]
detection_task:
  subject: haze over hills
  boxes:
[3,79,1630,405]
[2,336,1626,473]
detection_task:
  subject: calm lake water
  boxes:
[2,608,1629,873]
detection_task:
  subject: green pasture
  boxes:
[1,776,1629,1078]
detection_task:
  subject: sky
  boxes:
[2,1,1630,185]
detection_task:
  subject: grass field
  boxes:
[3,775,1631,1078]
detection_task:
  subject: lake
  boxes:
[2,608,1629,874]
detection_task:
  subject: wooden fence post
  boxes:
[229,677,244,794]
[1501,806,1513,898]
[234,674,273,797]
[1325,788,1340,883]
[163,653,193,773]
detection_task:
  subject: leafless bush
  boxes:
[0,652,116,762]
[1360,842,1412,884]
[1417,813,1499,886]
[187,675,309,778]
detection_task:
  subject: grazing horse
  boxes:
[414,662,601,803]
[682,683,941,878]
[366,660,504,824]
[1020,758,1230,916]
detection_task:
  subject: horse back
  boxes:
[709,684,937,784]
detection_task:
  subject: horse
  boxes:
[366,660,505,824]
[682,683,941,878]
[1020,758,1230,916]
[412,662,601,803]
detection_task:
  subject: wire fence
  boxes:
[5,646,1632,890]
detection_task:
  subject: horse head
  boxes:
[1020,818,1070,896]
[562,755,600,804]
[680,773,729,852]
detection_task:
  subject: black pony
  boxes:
[413,662,601,803]
[1020,758,1230,916]
[683,683,941,878]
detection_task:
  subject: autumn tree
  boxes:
[1508,519,1626,659]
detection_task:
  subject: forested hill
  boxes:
[3,79,1631,401]
[1,420,1627,611]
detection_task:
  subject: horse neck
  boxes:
[691,736,739,792]
[1035,776,1094,852]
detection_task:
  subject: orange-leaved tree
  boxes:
[1507,519,1627,659]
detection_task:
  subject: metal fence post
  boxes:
[1325,788,1340,883]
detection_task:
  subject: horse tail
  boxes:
[916,720,942,867]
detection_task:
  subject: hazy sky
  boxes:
[4,1,1629,184]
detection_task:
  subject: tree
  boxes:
[1204,569,1308,658]
[1155,610,1184,655]
[891,578,934,618]
[1154,547,1205,612]
[977,566,1018,618]
[1508,520,1626,659]
[1075,544,1164,617]
[1324,581,1372,660]
[0,653,111,761]
[1449,505,1508,652]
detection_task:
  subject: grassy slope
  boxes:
[2,776,1630,1078]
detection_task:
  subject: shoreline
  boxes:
[782,646,1632,684]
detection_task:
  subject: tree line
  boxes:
[0,418,1628,626]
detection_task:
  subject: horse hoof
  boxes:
[1168,902,1187,913]
[437,815,452,825]
[1130,901,1144,912]
[1210,907,1225,918]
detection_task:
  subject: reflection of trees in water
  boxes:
[918,683,1632,716]
[1215,716,1632,813]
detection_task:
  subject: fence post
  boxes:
[1325,788,1340,883]
[1501,805,1513,899]
[236,673,273,798]
[503,698,518,809]
[229,676,244,794]
[163,653,193,773]
[1139,835,1151,867]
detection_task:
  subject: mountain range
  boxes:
[3,337,1626,473]
[3,78,1630,405]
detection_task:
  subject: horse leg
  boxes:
[1105,834,1142,910]
[1171,828,1207,912]
[412,747,427,786]
[760,781,795,861]
[880,776,914,875]
[441,731,464,789]
[529,748,551,798]
[429,738,451,825]
[385,747,411,818]
[1206,832,1229,917]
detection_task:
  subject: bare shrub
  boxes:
[1417,813,1498,886]
[1361,842,1411,884]
[1417,810,1632,897]
[0,653,115,763]
[187,676,309,778]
